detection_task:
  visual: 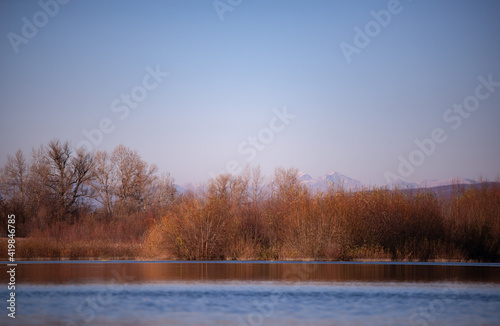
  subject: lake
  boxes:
[1,261,500,325]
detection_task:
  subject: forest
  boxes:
[1,139,499,262]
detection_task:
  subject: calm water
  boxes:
[1,261,500,325]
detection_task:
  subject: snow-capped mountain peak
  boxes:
[297,172,313,182]
[299,171,362,192]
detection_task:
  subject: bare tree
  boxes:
[4,150,28,224]
[145,172,176,213]
[247,165,266,205]
[23,145,52,228]
[90,150,117,218]
[27,146,50,214]
[72,147,94,205]
[271,166,305,203]
[207,173,232,201]
[111,145,157,214]
[45,139,93,219]
[0,167,7,220]
[5,150,28,202]
[90,145,171,217]
[46,139,72,213]
[230,173,249,207]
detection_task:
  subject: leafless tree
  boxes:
[72,147,94,203]
[145,172,176,214]
[111,144,157,214]
[271,166,305,203]
[5,150,27,197]
[207,173,232,201]
[6,150,25,192]
[247,165,266,205]
[3,150,28,224]
[0,167,7,220]
[23,145,51,228]
[230,173,249,207]
[27,146,50,209]
[45,139,94,219]
[86,144,176,218]
[90,150,117,218]
[206,172,249,206]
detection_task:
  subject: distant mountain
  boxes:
[386,177,481,190]
[174,171,487,194]
[298,172,489,193]
[400,182,500,199]
[417,177,480,188]
[175,183,204,194]
[299,171,362,192]
[297,172,313,182]
[386,179,419,189]
[174,184,186,193]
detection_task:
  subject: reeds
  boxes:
[1,213,149,260]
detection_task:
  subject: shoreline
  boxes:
[3,257,499,265]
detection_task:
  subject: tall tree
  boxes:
[271,167,305,204]
[45,139,93,220]
[111,145,157,214]
[145,172,176,214]
[247,165,266,206]
[4,150,28,224]
[90,150,117,218]
[0,167,8,222]
[26,145,50,218]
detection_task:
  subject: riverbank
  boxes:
[2,179,499,262]
[0,238,495,263]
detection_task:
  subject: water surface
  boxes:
[1,261,499,325]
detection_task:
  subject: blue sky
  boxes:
[1,0,499,185]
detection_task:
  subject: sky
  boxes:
[1,0,499,186]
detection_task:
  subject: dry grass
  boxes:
[0,212,150,260]
[0,238,141,260]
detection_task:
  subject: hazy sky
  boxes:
[1,0,499,185]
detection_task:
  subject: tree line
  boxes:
[146,167,500,262]
[0,139,175,236]
[1,140,499,262]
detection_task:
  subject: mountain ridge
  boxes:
[175,171,489,194]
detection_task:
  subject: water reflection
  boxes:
[3,261,500,284]
[1,262,499,326]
